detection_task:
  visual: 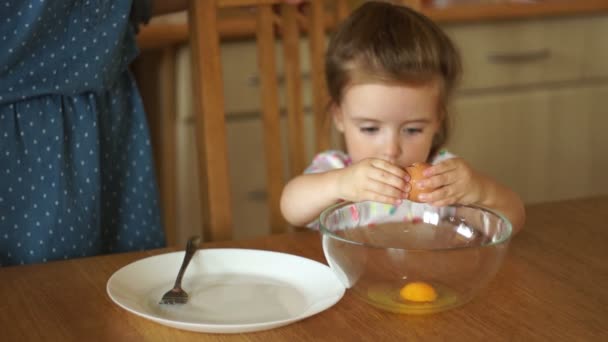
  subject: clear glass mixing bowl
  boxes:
[319,200,512,314]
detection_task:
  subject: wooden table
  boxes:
[2,197,607,341]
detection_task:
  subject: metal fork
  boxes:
[159,235,201,305]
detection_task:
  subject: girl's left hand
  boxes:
[415,158,484,207]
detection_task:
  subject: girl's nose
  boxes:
[381,136,401,163]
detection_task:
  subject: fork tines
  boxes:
[159,289,189,305]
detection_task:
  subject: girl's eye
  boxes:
[360,126,379,134]
[404,127,423,135]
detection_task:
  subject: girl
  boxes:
[280,1,525,233]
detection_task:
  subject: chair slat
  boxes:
[189,0,233,241]
[256,5,287,233]
[282,4,306,177]
[309,1,330,153]
[158,48,178,246]
[336,0,350,21]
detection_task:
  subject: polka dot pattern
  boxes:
[0,0,165,266]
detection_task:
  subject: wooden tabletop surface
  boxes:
[1,196,607,341]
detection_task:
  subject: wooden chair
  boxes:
[134,32,182,246]
[188,0,349,242]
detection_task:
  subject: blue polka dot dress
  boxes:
[0,0,166,266]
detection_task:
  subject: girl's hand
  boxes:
[416,158,484,207]
[336,158,410,205]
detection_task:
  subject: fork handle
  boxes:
[172,235,201,289]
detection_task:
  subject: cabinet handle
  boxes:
[487,48,551,64]
[247,189,267,202]
[247,72,311,87]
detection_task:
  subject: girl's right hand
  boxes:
[335,158,410,205]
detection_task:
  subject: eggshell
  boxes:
[405,162,431,202]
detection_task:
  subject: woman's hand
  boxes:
[336,158,410,205]
[415,158,483,207]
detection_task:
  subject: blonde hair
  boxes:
[325,1,462,159]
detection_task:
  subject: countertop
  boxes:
[421,0,608,23]
[137,0,608,50]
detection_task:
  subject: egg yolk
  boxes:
[400,281,437,302]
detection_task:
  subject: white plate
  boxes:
[106,248,345,334]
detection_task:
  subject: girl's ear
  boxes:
[431,97,446,135]
[332,103,345,133]
[434,109,444,133]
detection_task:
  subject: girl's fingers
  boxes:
[418,172,455,190]
[366,179,406,199]
[366,192,402,205]
[367,160,408,190]
[430,196,458,207]
[423,158,459,177]
[368,169,408,191]
[419,160,466,190]
[420,183,470,206]
[370,159,408,179]
[349,158,412,203]
[357,184,403,205]
[418,185,451,203]
[414,158,480,207]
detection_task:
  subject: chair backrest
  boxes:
[188,0,349,241]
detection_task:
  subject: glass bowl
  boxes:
[319,200,512,314]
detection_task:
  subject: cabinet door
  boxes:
[447,84,608,204]
[582,15,608,78]
[443,17,586,91]
[226,117,271,239]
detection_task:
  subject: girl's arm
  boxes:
[469,174,526,234]
[280,170,344,227]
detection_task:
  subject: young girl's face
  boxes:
[333,81,441,168]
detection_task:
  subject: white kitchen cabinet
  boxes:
[448,84,608,204]
[582,15,608,78]
[444,16,587,91]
